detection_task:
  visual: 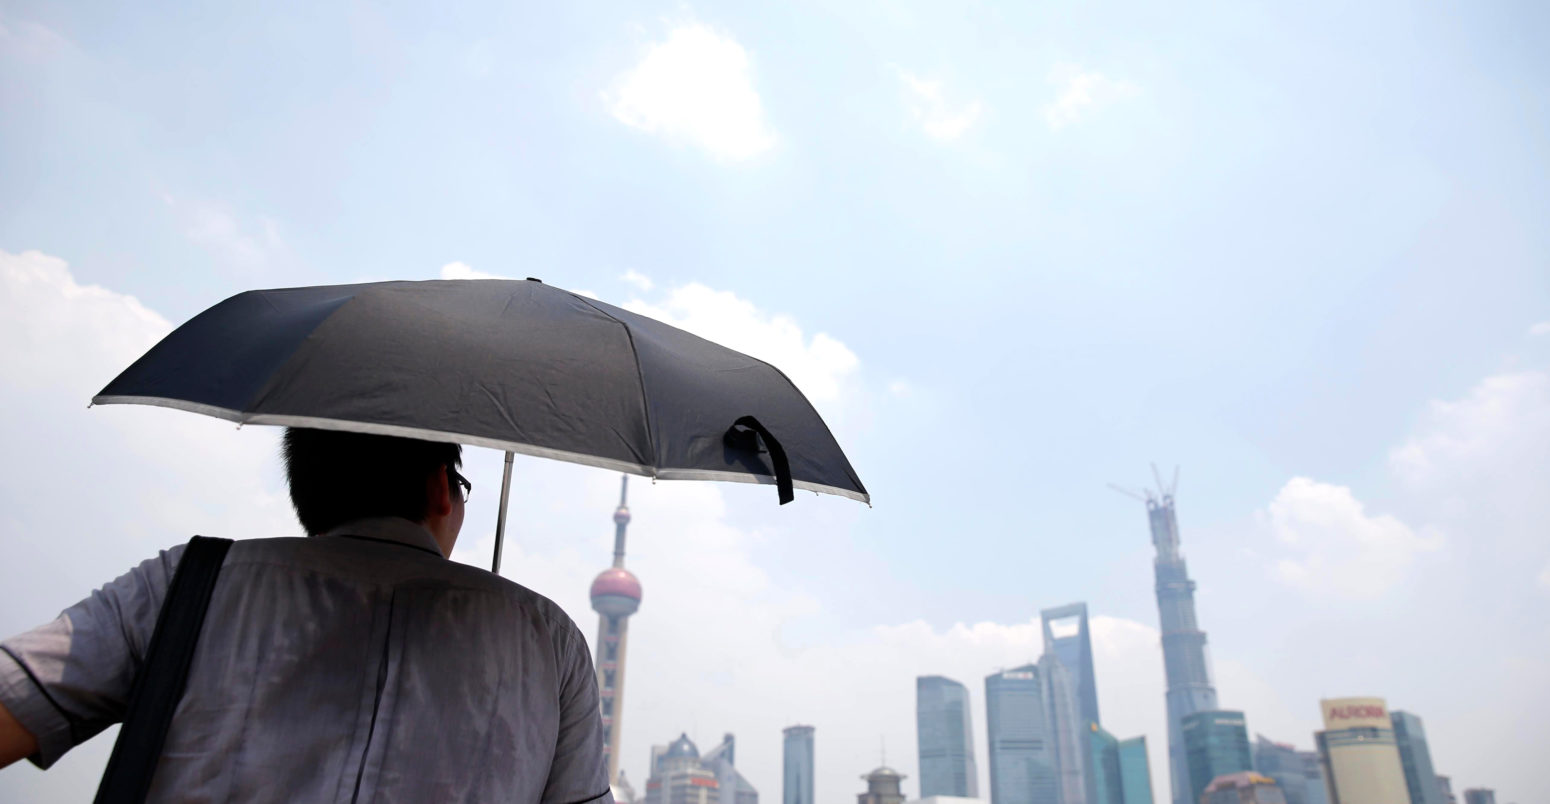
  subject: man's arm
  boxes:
[541,620,613,804]
[0,699,39,769]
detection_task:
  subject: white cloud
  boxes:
[605,23,777,161]
[1389,370,1550,502]
[440,261,507,281]
[0,250,170,393]
[0,15,71,63]
[1043,63,1137,131]
[1529,321,1550,336]
[622,283,860,406]
[1388,369,1550,588]
[1539,564,1550,592]
[440,262,599,298]
[164,195,286,272]
[887,379,912,397]
[621,269,655,291]
[1262,477,1440,599]
[899,71,983,141]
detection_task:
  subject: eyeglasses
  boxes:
[448,467,472,503]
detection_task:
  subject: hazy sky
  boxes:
[2,0,1548,802]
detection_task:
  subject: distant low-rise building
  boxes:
[1202,772,1287,804]
[860,767,909,804]
[703,734,758,804]
[645,734,721,804]
[1253,735,1320,804]
[1461,790,1495,804]
[1435,777,1456,804]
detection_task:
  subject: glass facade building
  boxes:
[918,676,979,799]
[1041,653,1089,804]
[1118,738,1154,804]
[1090,726,1124,804]
[783,726,815,804]
[1138,491,1220,804]
[1182,711,1252,804]
[1089,725,1154,804]
[1390,712,1442,804]
[1042,603,1101,731]
[986,665,1059,804]
[1253,735,1320,804]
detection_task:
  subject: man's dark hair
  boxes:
[283,427,463,535]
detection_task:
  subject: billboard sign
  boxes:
[1321,697,1390,730]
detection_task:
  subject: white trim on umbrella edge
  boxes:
[91,394,871,505]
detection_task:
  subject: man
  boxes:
[0,428,612,802]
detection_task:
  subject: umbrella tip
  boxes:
[526,277,542,283]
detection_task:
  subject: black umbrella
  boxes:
[92,278,867,571]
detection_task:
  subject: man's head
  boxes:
[282,427,465,555]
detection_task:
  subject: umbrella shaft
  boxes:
[492,451,515,574]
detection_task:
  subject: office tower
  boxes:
[592,476,644,786]
[1460,792,1494,804]
[704,734,759,804]
[1314,698,1409,804]
[919,676,980,798]
[1090,725,1124,804]
[1090,726,1154,804]
[1041,653,1089,804]
[1202,773,1288,804]
[1390,712,1442,804]
[860,767,910,804]
[986,665,1059,804]
[1182,711,1252,804]
[1436,777,1456,804]
[785,726,816,804]
[1117,474,1220,804]
[1118,737,1154,804]
[1041,603,1101,730]
[1253,735,1319,804]
[645,734,721,804]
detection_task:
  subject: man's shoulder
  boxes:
[222,536,582,635]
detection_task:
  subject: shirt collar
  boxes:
[319,517,445,558]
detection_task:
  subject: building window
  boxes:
[602,698,614,716]
[605,669,616,687]
[609,618,619,635]
[606,642,618,661]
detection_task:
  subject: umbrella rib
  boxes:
[570,295,658,474]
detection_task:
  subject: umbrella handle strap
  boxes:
[726,416,794,505]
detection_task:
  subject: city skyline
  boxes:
[3,0,1544,801]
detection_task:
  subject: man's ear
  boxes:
[426,466,454,518]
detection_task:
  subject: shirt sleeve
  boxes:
[0,544,183,768]
[541,616,614,804]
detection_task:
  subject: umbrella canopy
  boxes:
[93,279,867,568]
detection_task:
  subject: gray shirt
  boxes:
[0,518,613,803]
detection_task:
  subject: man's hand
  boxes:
[0,700,39,769]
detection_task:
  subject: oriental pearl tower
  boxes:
[590,475,643,791]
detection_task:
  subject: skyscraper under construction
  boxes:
[1116,470,1219,804]
[592,476,644,790]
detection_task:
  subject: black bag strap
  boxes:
[94,535,233,804]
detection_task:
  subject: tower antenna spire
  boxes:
[591,473,643,788]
